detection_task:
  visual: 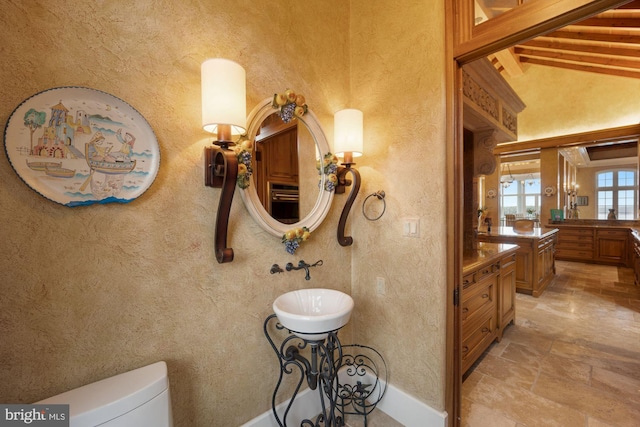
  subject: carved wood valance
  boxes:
[462,58,525,144]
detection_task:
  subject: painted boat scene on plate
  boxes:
[4,87,160,206]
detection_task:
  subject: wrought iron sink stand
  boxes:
[264,314,387,427]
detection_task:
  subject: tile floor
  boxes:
[462,260,640,427]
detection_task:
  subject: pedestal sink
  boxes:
[273,288,354,341]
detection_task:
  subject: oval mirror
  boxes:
[239,96,334,238]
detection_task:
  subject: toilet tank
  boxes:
[36,361,173,427]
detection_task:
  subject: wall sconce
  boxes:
[201,58,246,263]
[334,108,363,246]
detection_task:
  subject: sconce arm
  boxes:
[205,145,238,263]
[336,166,361,246]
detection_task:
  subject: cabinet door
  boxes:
[264,127,299,184]
[596,230,627,264]
[462,273,497,328]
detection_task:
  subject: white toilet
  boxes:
[36,361,174,427]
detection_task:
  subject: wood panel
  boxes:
[596,229,628,264]
[490,1,640,80]
[453,0,631,63]
[498,252,516,340]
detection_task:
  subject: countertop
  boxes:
[463,242,519,272]
[478,227,559,239]
[549,219,640,229]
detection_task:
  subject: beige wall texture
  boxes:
[349,0,448,408]
[0,1,448,426]
[505,64,640,142]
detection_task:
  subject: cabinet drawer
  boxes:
[462,278,495,325]
[556,242,593,250]
[463,263,497,288]
[596,229,627,239]
[462,273,475,287]
[538,238,554,249]
[476,264,497,282]
[462,314,496,367]
[557,235,593,246]
[560,228,593,237]
[500,253,516,268]
[555,248,593,259]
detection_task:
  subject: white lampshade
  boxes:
[201,58,246,135]
[334,108,363,157]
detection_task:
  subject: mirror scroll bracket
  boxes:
[205,144,238,263]
[336,165,361,246]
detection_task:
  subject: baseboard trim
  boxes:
[375,380,448,427]
[241,380,448,427]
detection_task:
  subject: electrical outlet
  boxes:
[376,277,386,295]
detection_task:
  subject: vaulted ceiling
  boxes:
[484,0,640,80]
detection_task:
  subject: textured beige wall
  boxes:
[0,0,450,425]
[349,0,448,409]
[505,65,640,141]
[0,1,354,426]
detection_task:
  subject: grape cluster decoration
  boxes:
[234,137,253,189]
[273,89,308,123]
[282,226,311,254]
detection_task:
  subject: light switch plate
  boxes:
[402,217,420,238]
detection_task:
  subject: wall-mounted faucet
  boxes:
[271,260,323,281]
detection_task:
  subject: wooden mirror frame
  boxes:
[239,97,334,237]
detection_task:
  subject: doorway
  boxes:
[446,1,636,426]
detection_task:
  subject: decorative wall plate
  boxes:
[4,87,160,207]
[544,185,556,196]
[486,188,497,198]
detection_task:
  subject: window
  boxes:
[596,169,637,219]
[501,178,541,217]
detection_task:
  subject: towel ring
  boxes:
[362,190,386,221]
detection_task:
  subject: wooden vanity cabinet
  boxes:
[461,262,498,375]
[461,245,520,375]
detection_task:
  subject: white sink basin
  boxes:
[273,288,354,341]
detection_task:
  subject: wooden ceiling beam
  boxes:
[519,56,640,79]
[547,29,640,44]
[573,17,640,27]
[486,1,640,80]
[522,38,640,57]
[516,46,640,70]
